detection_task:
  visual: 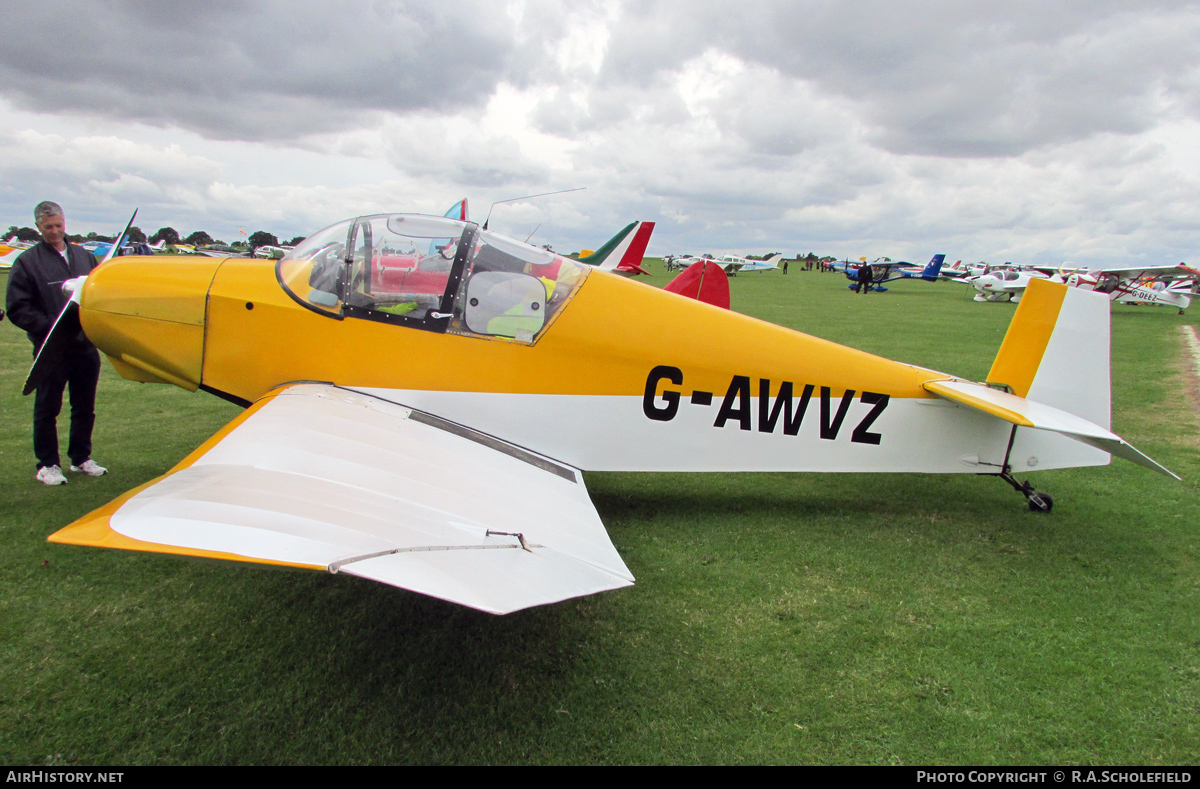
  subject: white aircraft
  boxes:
[1064,264,1200,314]
[252,245,290,259]
[969,262,1200,311]
[967,267,1053,302]
[717,253,783,274]
[668,253,783,275]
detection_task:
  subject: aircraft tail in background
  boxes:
[575,221,655,275]
[921,254,946,279]
[663,259,730,309]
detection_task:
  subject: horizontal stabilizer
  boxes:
[924,378,1176,479]
[50,384,633,614]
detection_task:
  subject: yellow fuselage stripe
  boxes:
[199,259,941,403]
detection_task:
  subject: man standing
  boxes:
[6,201,107,485]
[859,263,874,295]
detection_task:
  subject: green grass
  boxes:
[1,266,1197,765]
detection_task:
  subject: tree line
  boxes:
[5,225,305,250]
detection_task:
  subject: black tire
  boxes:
[1028,493,1053,513]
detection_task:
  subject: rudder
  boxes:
[987,278,1109,428]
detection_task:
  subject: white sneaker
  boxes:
[37,465,68,485]
[70,459,108,477]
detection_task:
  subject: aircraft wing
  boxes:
[1099,264,1200,281]
[1027,265,1068,276]
[49,384,634,615]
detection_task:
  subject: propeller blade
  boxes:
[23,283,84,396]
[99,208,138,265]
[26,208,138,394]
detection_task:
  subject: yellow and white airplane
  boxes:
[0,238,33,269]
[37,213,1175,614]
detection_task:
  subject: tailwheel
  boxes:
[996,471,1054,513]
[1027,492,1053,513]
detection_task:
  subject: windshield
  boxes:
[278,214,470,319]
[277,213,588,342]
[279,219,353,315]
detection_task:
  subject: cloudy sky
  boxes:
[2,0,1199,265]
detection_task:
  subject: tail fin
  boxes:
[987,278,1107,423]
[663,259,730,308]
[921,254,945,279]
[577,221,655,275]
[443,199,468,222]
[924,278,1174,477]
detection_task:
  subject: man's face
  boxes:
[35,213,66,249]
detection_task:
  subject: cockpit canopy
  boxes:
[278,214,590,343]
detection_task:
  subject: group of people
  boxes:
[785,257,840,273]
[5,201,107,485]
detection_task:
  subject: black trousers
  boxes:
[33,347,100,470]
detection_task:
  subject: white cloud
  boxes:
[1,1,1199,266]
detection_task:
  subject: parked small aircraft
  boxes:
[718,253,783,274]
[663,253,709,271]
[967,267,1051,302]
[252,245,290,259]
[937,260,969,279]
[662,254,688,272]
[33,213,1173,615]
[1064,264,1200,314]
[82,237,156,259]
[845,255,947,292]
[0,240,30,269]
[967,263,1200,311]
[665,252,781,275]
[570,221,655,275]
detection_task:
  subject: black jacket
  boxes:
[5,241,98,351]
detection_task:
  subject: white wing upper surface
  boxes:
[1098,264,1197,280]
[101,384,633,614]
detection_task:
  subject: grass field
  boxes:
[1,263,1197,765]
